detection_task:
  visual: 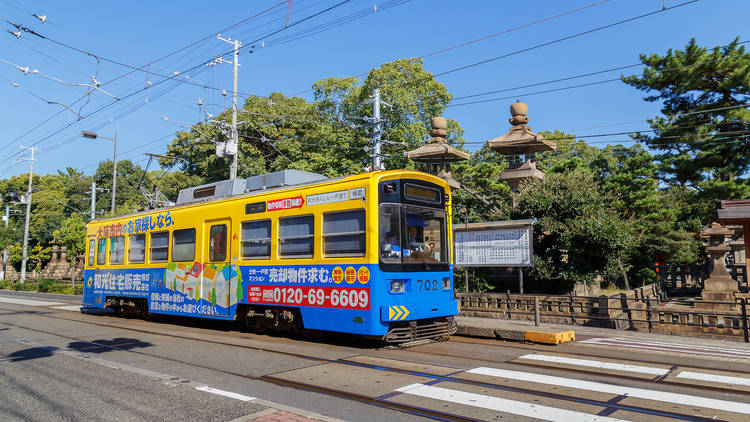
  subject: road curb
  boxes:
[455,324,575,345]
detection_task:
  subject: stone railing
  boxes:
[456,281,750,341]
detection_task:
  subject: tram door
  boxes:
[201,218,232,317]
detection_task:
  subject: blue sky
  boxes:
[0,0,747,178]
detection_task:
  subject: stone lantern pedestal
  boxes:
[695,223,738,311]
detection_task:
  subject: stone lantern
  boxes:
[486,101,557,192]
[407,117,470,188]
[696,223,738,310]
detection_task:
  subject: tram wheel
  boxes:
[253,317,267,334]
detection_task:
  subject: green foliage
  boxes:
[0,218,21,249]
[0,279,79,295]
[53,213,87,265]
[166,58,462,181]
[11,281,38,291]
[514,169,634,285]
[38,278,78,294]
[622,37,750,219]
[95,159,148,214]
[450,146,511,223]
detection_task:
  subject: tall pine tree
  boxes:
[622,38,750,204]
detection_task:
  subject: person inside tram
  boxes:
[381,231,401,258]
[407,226,424,250]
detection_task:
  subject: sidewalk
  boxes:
[456,315,750,350]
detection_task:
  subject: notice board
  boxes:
[453,224,533,267]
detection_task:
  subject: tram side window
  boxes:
[88,239,95,266]
[279,215,314,258]
[96,238,106,265]
[172,228,196,262]
[209,224,227,262]
[129,234,146,264]
[109,236,125,265]
[241,220,271,259]
[150,231,169,263]
[323,210,365,257]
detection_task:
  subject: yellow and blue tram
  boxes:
[82,169,458,342]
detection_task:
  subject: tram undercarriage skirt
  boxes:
[384,317,457,343]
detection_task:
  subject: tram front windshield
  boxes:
[379,204,448,267]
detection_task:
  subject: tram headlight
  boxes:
[390,280,405,293]
[442,277,451,290]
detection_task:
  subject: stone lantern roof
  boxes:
[407,117,470,162]
[407,117,470,188]
[486,101,557,154]
[700,222,733,253]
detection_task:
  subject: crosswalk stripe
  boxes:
[582,338,750,356]
[580,338,750,358]
[395,383,627,422]
[518,354,669,376]
[0,296,64,306]
[676,371,750,387]
[468,367,750,414]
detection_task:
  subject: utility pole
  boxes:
[372,88,383,171]
[2,205,8,280]
[18,145,35,284]
[111,131,118,213]
[90,180,96,220]
[216,34,241,180]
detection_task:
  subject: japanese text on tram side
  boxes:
[97,211,174,238]
[244,267,332,284]
[93,272,149,292]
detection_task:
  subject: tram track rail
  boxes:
[0,307,743,421]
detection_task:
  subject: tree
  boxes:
[166,92,365,181]
[166,58,464,181]
[622,38,750,210]
[95,160,148,215]
[513,169,634,287]
[53,213,87,266]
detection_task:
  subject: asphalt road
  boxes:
[2,290,750,421]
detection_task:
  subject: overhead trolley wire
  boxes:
[287,0,614,97]
[0,0,356,170]
[432,0,700,79]
[0,1,290,154]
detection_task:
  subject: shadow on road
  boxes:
[4,346,58,362]
[67,337,153,354]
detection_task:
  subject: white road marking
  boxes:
[2,335,256,404]
[468,367,750,414]
[51,305,82,312]
[518,354,669,376]
[0,296,64,306]
[195,386,255,402]
[395,383,627,422]
[581,338,750,357]
[676,371,750,387]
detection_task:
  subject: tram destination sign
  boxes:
[453,220,534,267]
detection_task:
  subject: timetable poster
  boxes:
[454,227,532,267]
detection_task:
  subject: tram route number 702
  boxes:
[417,279,438,292]
[248,285,370,310]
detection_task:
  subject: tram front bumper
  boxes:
[379,300,458,322]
